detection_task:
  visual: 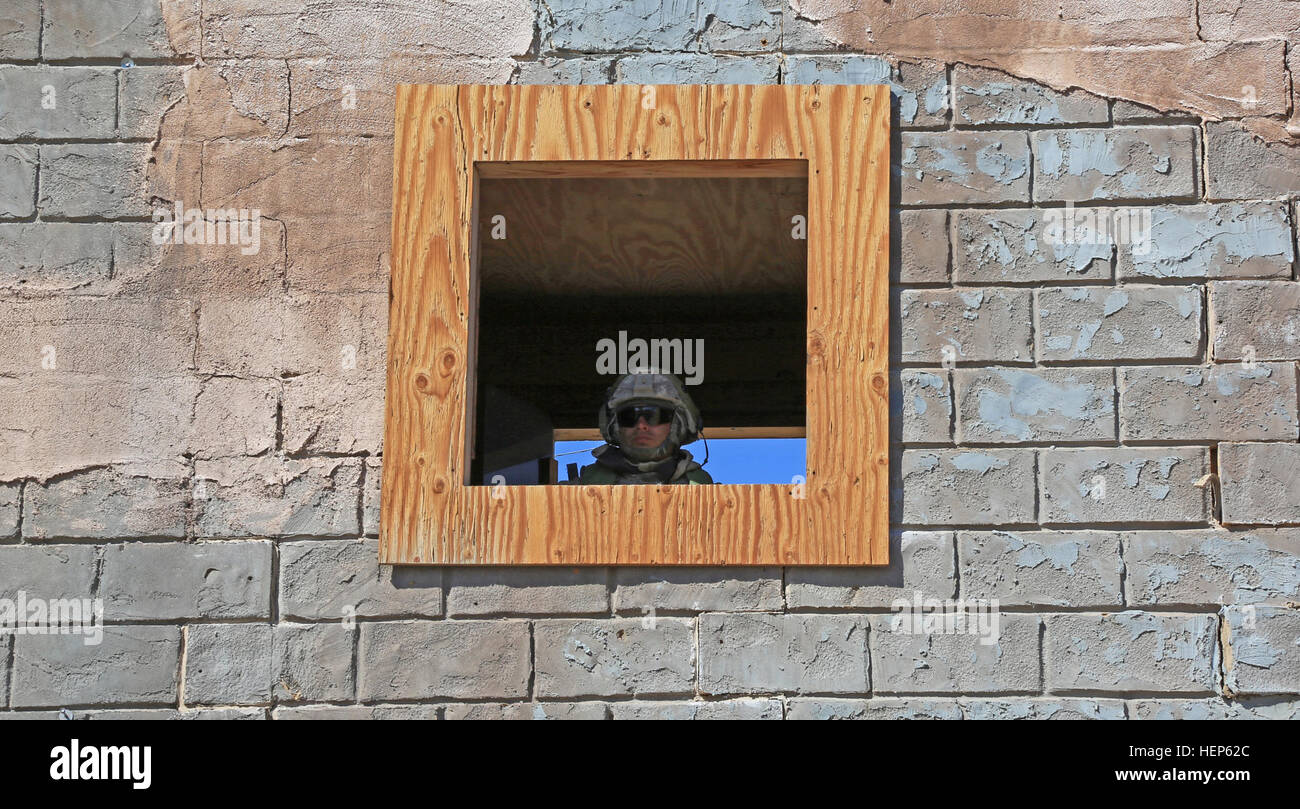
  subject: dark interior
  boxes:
[470,170,808,483]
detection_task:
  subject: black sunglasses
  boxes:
[616,405,675,428]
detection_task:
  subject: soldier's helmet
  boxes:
[598,371,702,450]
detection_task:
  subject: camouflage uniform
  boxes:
[577,372,714,485]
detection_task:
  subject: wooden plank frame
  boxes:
[382,84,890,566]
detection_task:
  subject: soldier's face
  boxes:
[620,415,672,451]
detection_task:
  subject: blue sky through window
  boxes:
[554,438,806,484]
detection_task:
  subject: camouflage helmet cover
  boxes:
[598,372,702,448]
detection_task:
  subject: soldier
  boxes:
[576,371,714,485]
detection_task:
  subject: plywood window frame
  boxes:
[382,84,890,566]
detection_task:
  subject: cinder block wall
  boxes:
[1,1,1298,719]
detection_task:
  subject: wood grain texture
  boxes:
[476,159,806,179]
[478,175,808,295]
[382,84,890,566]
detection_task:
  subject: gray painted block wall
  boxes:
[0,0,1297,719]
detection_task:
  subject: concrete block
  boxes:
[782,55,948,128]
[1129,697,1300,720]
[444,702,607,720]
[185,623,355,705]
[192,377,278,459]
[899,288,1033,364]
[613,53,779,83]
[894,369,952,444]
[786,531,956,609]
[613,567,781,614]
[1045,612,1217,692]
[38,144,152,219]
[195,296,285,377]
[0,0,39,60]
[778,4,836,52]
[285,210,391,294]
[892,60,950,128]
[542,0,699,52]
[786,698,963,720]
[200,139,390,219]
[1032,127,1197,202]
[0,145,37,218]
[1219,443,1300,525]
[609,699,781,720]
[0,544,97,599]
[447,568,609,616]
[959,531,1123,607]
[81,708,264,720]
[43,0,198,58]
[900,131,1031,205]
[894,208,949,283]
[0,375,199,483]
[1210,281,1300,361]
[279,293,389,377]
[193,456,363,538]
[1036,285,1202,362]
[101,541,272,621]
[0,66,116,139]
[1118,202,1293,280]
[1119,363,1298,441]
[362,457,381,537]
[22,463,188,540]
[534,618,695,698]
[117,66,189,138]
[1123,529,1300,606]
[202,0,529,58]
[146,61,289,140]
[290,57,515,138]
[0,296,196,378]
[183,623,271,705]
[281,369,385,455]
[698,612,868,695]
[0,482,18,538]
[1039,447,1211,525]
[0,223,114,294]
[271,622,355,703]
[1222,605,1300,696]
[113,218,286,299]
[279,539,442,620]
[516,57,614,85]
[358,620,530,700]
[900,449,1036,525]
[274,704,440,720]
[952,209,1111,283]
[953,65,1107,126]
[1111,100,1198,124]
[959,698,1126,719]
[869,613,1040,694]
[1206,121,1300,199]
[955,367,1115,443]
[11,626,180,707]
[699,0,780,52]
